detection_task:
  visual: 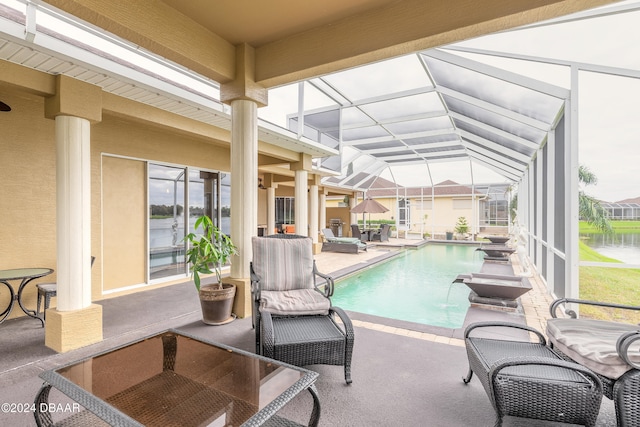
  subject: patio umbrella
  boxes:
[350,198,389,229]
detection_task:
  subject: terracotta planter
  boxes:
[198,283,236,325]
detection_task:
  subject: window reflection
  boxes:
[149,164,231,281]
[148,164,186,280]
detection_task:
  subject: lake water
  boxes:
[581,232,640,264]
[149,217,231,269]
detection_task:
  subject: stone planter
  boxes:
[199,283,236,325]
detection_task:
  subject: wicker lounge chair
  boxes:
[463,321,603,427]
[250,234,354,384]
[548,298,640,427]
[320,228,367,253]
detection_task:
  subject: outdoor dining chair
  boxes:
[350,224,368,242]
[250,234,354,384]
[371,224,390,242]
[36,256,95,320]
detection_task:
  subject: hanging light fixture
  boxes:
[0,101,11,112]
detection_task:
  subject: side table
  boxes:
[0,267,53,326]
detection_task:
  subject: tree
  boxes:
[579,165,613,234]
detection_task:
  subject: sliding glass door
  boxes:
[148,164,230,282]
[148,164,186,280]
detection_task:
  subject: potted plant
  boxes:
[445,230,454,240]
[454,216,470,240]
[184,215,238,325]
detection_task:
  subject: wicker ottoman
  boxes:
[260,310,353,384]
[463,322,603,427]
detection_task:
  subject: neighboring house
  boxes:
[602,197,640,220]
[326,177,511,238]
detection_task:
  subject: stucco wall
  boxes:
[0,89,56,318]
[0,85,237,316]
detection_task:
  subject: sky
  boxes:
[450,1,640,202]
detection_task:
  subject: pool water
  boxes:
[331,244,484,329]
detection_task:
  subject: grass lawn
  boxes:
[579,220,640,233]
[579,239,640,322]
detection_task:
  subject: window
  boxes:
[398,198,410,227]
[148,164,186,281]
[453,199,471,209]
[480,199,509,226]
[275,197,295,226]
[148,163,230,281]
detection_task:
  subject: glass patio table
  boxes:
[0,267,53,327]
[35,330,320,427]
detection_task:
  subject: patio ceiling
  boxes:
[302,49,568,190]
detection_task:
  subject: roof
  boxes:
[302,48,568,189]
[615,197,640,204]
[366,180,483,198]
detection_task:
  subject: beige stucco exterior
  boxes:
[0,67,327,322]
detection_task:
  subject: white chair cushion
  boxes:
[547,318,640,379]
[260,289,330,316]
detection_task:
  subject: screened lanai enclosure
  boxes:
[260,44,575,298]
[259,1,640,300]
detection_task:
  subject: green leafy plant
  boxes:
[183,215,238,292]
[454,216,469,235]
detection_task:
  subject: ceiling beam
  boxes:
[459,130,532,164]
[45,0,613,91]
[468,153,520,180]
[44,0,236,83]
[254,0,614,87]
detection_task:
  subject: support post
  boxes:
[44,75,103,352]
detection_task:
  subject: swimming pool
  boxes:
[331,244,484,329]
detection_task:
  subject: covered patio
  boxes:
[0,247,619,426]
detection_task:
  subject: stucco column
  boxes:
[262,174,276,236]
[294,170,308,236]
[44,75,103,352]
[266,186,276,235]
[220,44,267,319]
[350,194,358,227]
[291,154,311,237]
[55,116,92,311]
[319,190,327,232]
[230,99,258,278]
[309,184,319,243]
